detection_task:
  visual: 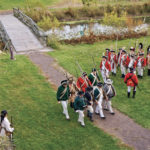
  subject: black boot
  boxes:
[128,92,130,98]
[87,110,90,117]
[89,112,94,122]
[137,75,140,78]
[70,102,74,108]
[114,73,116,76]
[148,69,150,76]
[121,74,124,78]
[133,91,136,98]
[141,76,143,79]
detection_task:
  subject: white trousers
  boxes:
[95,97,105,117]
[87,105,94,113]
[104,100,113,113]
[121,65,126,75]
[61,100,69,119]
[111,63,117,74]
[128,86,136,92]
[137,67,143,76]
[76,110,85,126]
[101,70,108,83]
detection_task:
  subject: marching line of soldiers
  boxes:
[56,42,150,127]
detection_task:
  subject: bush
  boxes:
[47,36,60,49]
[37,16,60,31]
[102,8,127,27]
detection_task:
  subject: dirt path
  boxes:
[28,52,150,150]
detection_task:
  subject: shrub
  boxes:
[102,8,127,27]
[65,7,78,19]
[37,16,60,31]
[47,36,60,49]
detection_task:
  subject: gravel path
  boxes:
[28,52,150,150]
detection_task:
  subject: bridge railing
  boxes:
[13,8,47,46]
[0,21,15,59]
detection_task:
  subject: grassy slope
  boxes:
[49,36,150,129]
[0,54,131,150]
[0,0,60,10]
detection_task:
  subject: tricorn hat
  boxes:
[97,82,103,87]
[102,56,107,59]
[130,47,135,51]
[82,72,87,76]
[61,80,68,85]
[86,86,93,92]
[122,50,127,53]
[106,48,110,51]
[92,68,96,72]
[111,50,115,52]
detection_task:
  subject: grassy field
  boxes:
[0,54,131,150]
[0,0,60,10]
[49,36,150,129]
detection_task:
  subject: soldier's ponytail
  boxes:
[0,110,7,123]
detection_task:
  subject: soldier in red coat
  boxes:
[120,50,129,78]
[124,68,138,98]
[136,53,146,78]
[76,72,92,93]
[127,55,137,72]
[146,50,150,76]
[100,56,111,83]
[110,50,117,76]
[105,48,111,62]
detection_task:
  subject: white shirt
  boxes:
[0,117,14,136]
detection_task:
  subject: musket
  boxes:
[116,34,118,53]
[10,116,13,141]
[91,55,100,78]
[76,61,84,74]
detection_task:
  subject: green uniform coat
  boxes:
[57,85,70,101]
[74,96,86,110]
[88,73,100,86]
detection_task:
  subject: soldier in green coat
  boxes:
[57,80,70,120]
[74,91,86,127]
[88,68,100,86]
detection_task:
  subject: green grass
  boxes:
[0,0,60,10]
[49,36,150,129]
[0,54,131,150]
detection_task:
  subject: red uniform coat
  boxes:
[100,61,111,72]
[105,51,111,62]
[126,57,137,68]
[124,73,138,87]
[136,57,146,67]
[76,77,91,92]
[121,55,129,67]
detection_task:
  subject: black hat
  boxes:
[130,47,135,51]
[102,56,107,59]
[92,68,96,72]
[86,86,93,92]
[122,50,126,53]
[78,91,84,95]
[97,82,103,87]
[119,48,122,51]
[1,110,7,116]
[139,43,143,49]
[82,72,87,76]
[139,53,144,56]
[131,55,134,58]
[106,48,110,51]
[111,50,115,52]
[61,80,68,85]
